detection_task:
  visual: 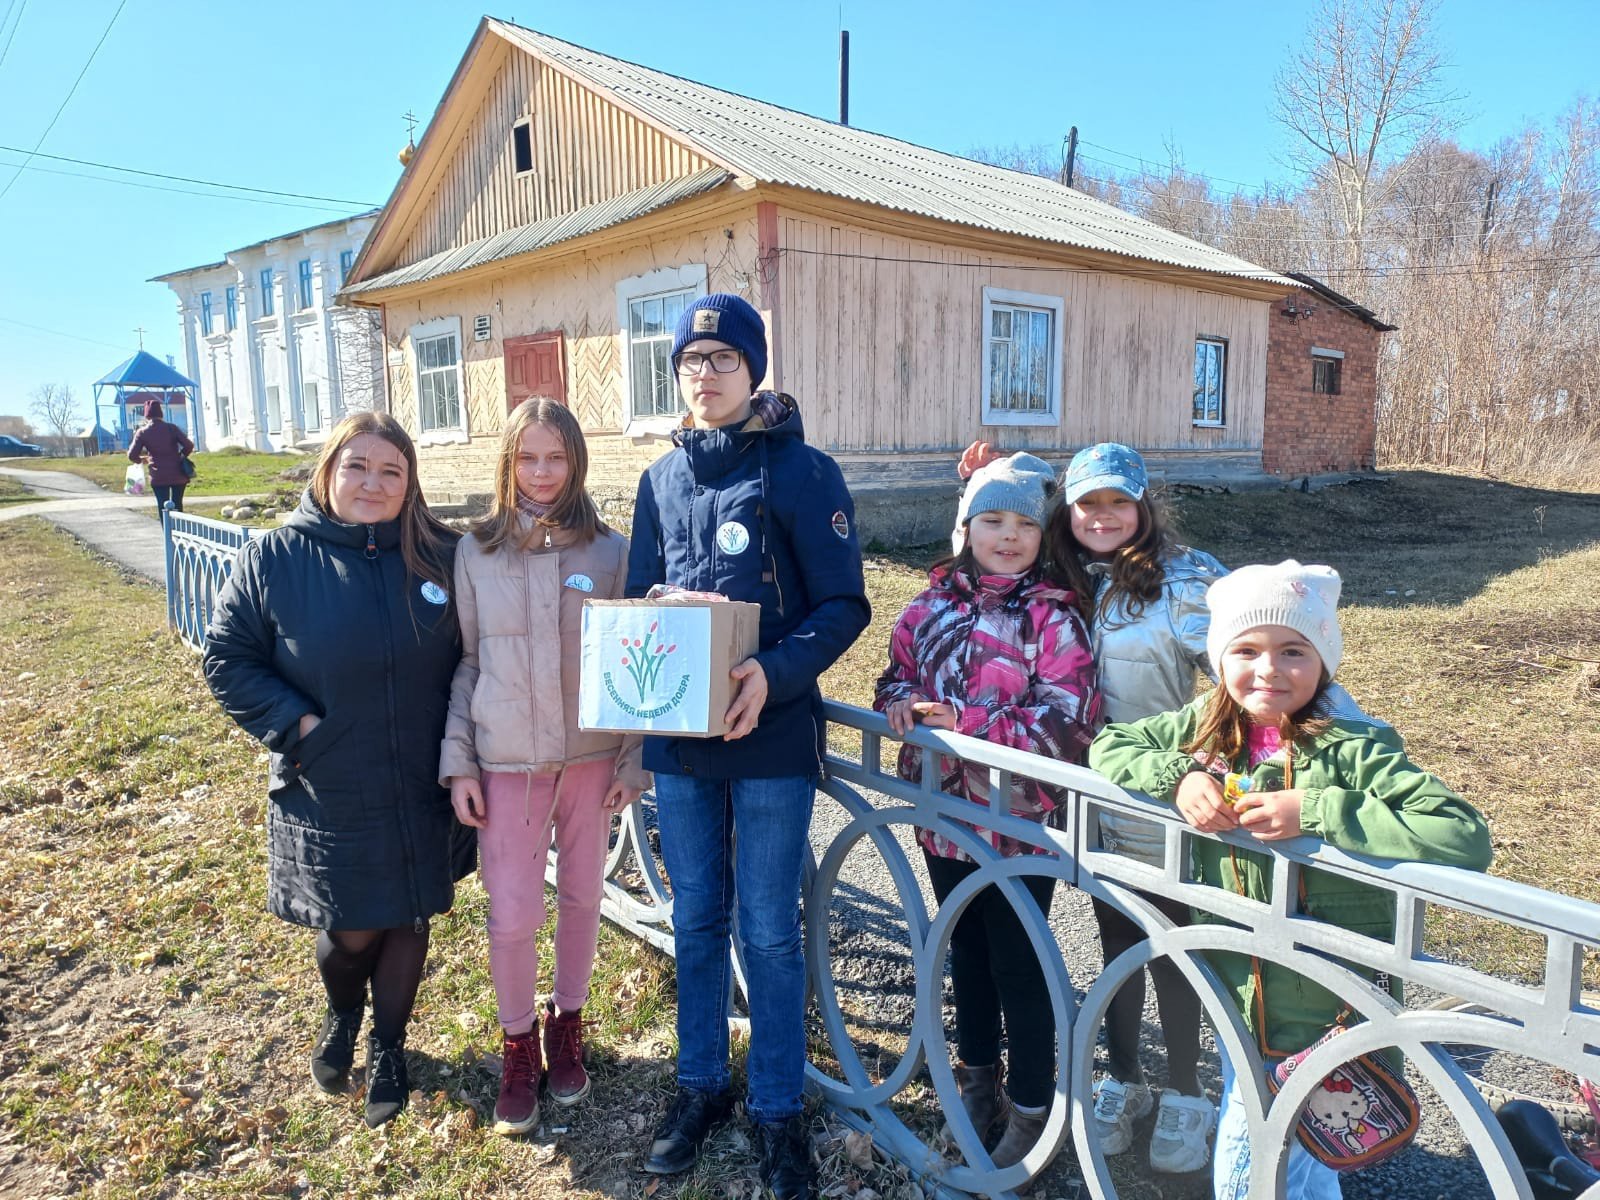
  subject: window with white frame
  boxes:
[199,292,214,336]
[413,318,464,433]
[216,395,232,438]
[339,250,354,285]
[303,380,321,433]
[259,269,275,316]
[225,286,238,332]
[297,259,314,310]
[1193,337,1227,426]
[981,288,1063,425]
[616,265,708,423]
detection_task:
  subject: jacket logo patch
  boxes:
[716,521,751,554]
[420,581,449,605]
[564,573,595,593]
[831,510,850,540]
[691,308,720,334]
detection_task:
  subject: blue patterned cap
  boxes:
[1060,442,1148,504]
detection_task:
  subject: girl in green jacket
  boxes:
[1089,560,1491,1200]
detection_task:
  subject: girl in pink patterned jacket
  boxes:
[873,453,1100,1178]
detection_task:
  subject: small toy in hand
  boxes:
[1224,761,1286,807]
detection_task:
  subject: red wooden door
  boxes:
[504,332,567,412]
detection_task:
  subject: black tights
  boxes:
[316,924,430,1044]
[925,853,1059,1110]
[1092,893,1202,1096]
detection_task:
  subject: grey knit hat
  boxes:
[1205,560,1344,678]
[952,452,1057,551]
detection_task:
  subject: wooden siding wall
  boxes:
[385,219,762,498]
[775,211,1269,456]
[401,48,717,265]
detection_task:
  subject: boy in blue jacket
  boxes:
[627,293,870,1200]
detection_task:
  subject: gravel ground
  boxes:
[802,779,1510,1200]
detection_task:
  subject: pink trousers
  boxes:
[480,759,615,1034]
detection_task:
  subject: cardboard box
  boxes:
[578,596,762,737]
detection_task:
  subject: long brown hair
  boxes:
[310,411,454,593]
[471,398,605,552]
[1044,491,1175,624]
[1182,677,1333,766]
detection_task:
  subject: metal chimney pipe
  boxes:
[839,30,850,126]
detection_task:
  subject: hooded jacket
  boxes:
[202,491,468,930]
[874,565,1100,860]
[1089,697,1492,1052]
[439,517,648,789]
[625,392,871,779]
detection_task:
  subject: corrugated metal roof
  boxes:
[495,21,1295,289]
[341,167,733,297]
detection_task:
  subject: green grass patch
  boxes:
[6,448,305,498]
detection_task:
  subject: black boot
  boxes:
[642,1088,733,1174]
[364,1033,409,1128]
[757,1116,815,1200]
[309,1006,363,1093]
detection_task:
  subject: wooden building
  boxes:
[341,20,1382,509]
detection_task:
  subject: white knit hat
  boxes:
[1205,560,1344,678]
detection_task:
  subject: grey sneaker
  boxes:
[1148,1089,1216,1173]
[1090,1076,1152,1156]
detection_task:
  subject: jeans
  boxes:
[924,852,1059,1108]
[1214,1051,1342,1200]
[480,760,615,1031]
[654,772,815,1124]
[153,483,185,513]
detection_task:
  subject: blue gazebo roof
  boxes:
[95,350,197,391]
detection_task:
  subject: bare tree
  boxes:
[329,305,387,415]
[29,383,83,454]
[1274,0,1457,271]
[0,415,35,440]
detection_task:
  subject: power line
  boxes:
[0,143,382,207]
[0,0,26,73]
[0,313,139,353]
[0,0,129,206]
[0,154,372,213]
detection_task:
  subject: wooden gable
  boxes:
[384,34,721,271]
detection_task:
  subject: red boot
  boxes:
[542,1001,590,1106]
[493,1026,542,1135]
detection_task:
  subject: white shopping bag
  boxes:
[124,463,147,495]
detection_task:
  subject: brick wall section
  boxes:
[1262,287,1384,476]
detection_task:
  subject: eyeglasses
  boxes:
[673,349,744,375]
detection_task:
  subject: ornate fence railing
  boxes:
[163,510,261,650]
[596,704,1600,1200]
[164,523,1600,1198]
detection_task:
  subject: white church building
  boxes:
[153,211,383,451]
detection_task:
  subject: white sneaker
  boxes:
[1090,1076,1152,1156]
[1148,1089,1217,1174]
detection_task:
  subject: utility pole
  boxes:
[1062,126,1078,188]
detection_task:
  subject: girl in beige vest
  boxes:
[440,398,649,1135]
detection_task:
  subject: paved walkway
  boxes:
[0,467,250,585]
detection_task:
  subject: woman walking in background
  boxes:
[126,399,193,513]
[203,412,468,1128]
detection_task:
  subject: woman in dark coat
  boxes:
[203,411,464,1127]
[126,399,194,512]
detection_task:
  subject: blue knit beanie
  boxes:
[670,293,768,387]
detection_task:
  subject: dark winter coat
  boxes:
[625,393,871,779]
[202,491,467,930]
[127,419,194,487]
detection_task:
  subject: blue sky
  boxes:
[0,0,1594,427]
